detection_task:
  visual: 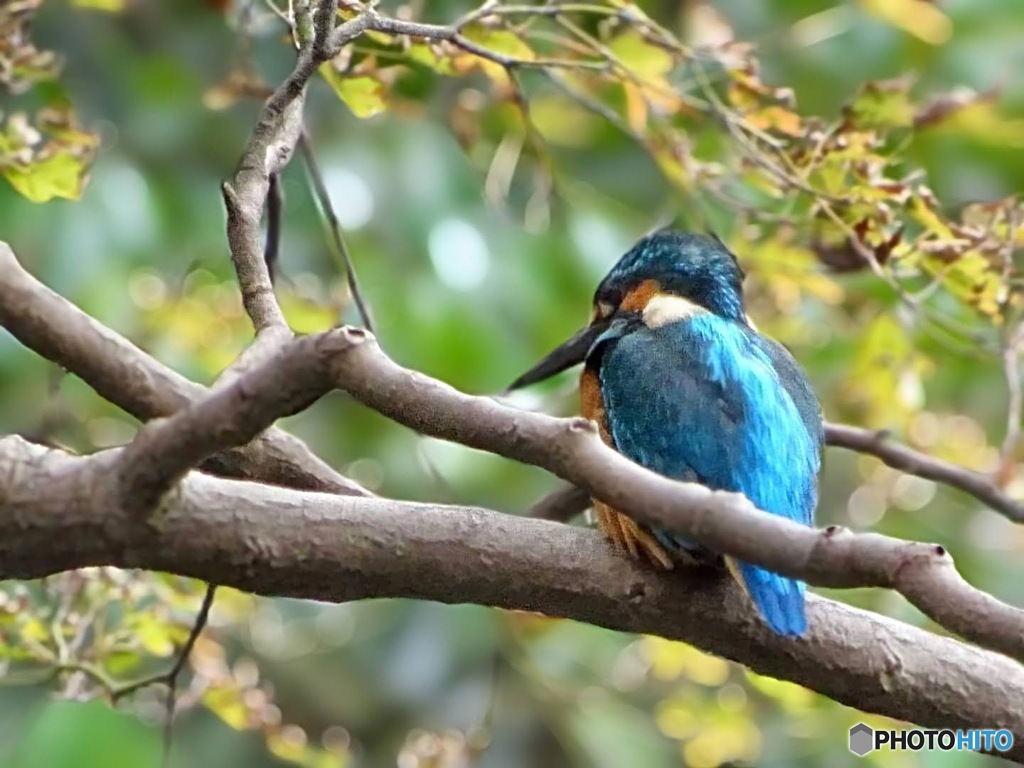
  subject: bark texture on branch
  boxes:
[318,329,1024,664]
[0,243,367,497]
[3,2,1021,762]
[1,435,1021,761]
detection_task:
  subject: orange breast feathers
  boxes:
[579,367,674,569]
[580,368,613,445]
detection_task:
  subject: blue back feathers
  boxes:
[591,231,823,636]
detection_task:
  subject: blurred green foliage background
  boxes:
[2,0,1024,766]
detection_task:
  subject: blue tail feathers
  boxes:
[738,561,807,636]
[664,538,808,636]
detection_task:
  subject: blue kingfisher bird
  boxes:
[509,230,823,636]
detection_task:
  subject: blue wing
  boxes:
[599,315,821,636]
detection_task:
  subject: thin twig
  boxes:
[350,12,608,71]
[160,584,217,768]
[110,584,217,706]
[297,132,376,333]
[826,423,1024,520]
[108,584,218,768]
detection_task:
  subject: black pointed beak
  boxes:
[507,320,607,391]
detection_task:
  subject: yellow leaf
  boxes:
[745,105,803,136]
[745,669,816,712]
[642,637,727,684]
[929,102,1024,148]
[844,314,929,426]
[460,27,535,62]
[862,0,952,45]
[623,82,648,133]
[132,617,175,658]
[649,140,691,191]
[608,29,673,79]
[20,617,49,644]
[203,685,252,730]
[73,0,124,10]
[656,701,697,740]
[4,152,87,203]
[910,192,953,238]
[279,293,337,334]
[456,27,534,84]
[267,726,311,765]
[319,67,387,119]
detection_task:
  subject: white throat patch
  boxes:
[642,294,708,328]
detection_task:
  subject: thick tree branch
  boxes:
[320,330,1024,663]
[0,242,368,497]
[119,332,350,508]
[5,233,1022,662]
[531,423,1024,523]
[1,435,1022,762]
[49,311,1024,665]
[527,482,590,521]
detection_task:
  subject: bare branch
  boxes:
[529,422,1024,524]
[222,0,342,336]
[825,423,1024,521]
[527,483,589,521]
[6,226,1023,659]
[119,332,349,508]
[2,435,1023,762]
[319,330,1024,662]
[160,584,216,768]
[44,312,1024,664]
[327,8,606,72]
[0,242,368,497]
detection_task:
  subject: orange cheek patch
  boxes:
[619,279,661,313]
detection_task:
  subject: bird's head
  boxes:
[508,230,746,390]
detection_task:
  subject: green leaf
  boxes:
[4,152,87,203]
[407,44,455,75]
[845,78,915,129]
[8,700,160,768]
[319,67,387,119]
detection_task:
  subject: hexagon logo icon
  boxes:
[849,723,874,757]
